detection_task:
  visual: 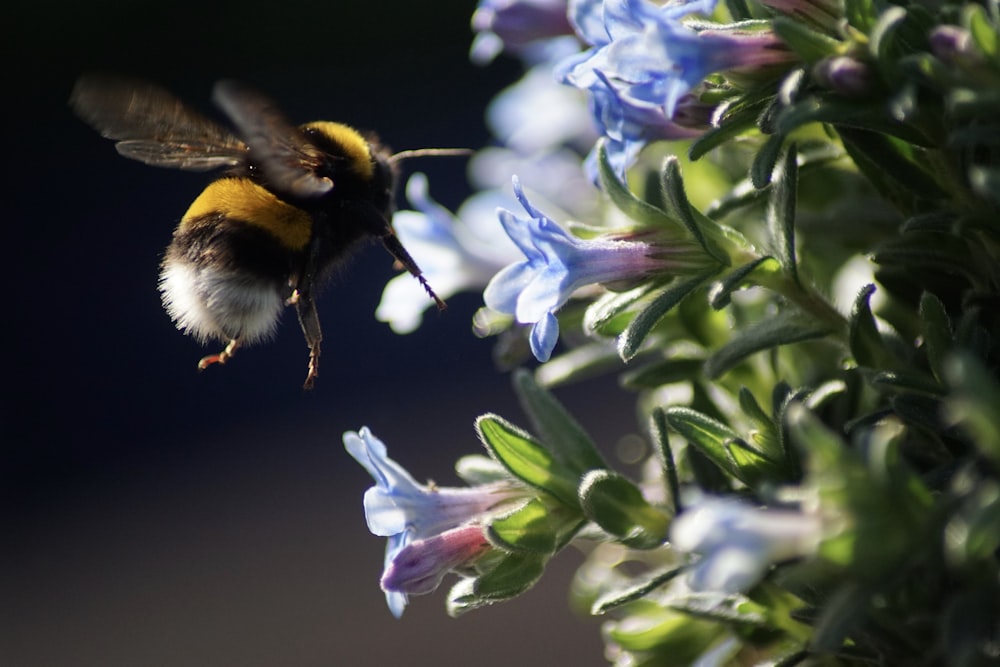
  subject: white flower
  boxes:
[376,174,521,334]
[669,496,821,593]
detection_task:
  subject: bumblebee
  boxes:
[70,74,453,389]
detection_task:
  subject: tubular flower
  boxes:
[377,174,521,334]
[344,427,526,616]
[483,176,675,361]
[559,0,793,177]
[669,497,822,594]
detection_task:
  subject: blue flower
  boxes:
[579,69,703,182]
[559,0,792,178]
[669,496,821,594]
[344,427,526,616]
[483,177,667,361]
[377,174,521,334]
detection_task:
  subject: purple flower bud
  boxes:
[381,525,493,596]
[813,55,872,96]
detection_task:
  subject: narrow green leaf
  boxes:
[592,566,684,615]
[487,497,584,554]
[620,357,705,390]
[689,92,773,161]
[848,284,894,369]
[768,144,800,286]
[919,291,953,383]
[660,157,729,263]
[597,139,675,228]
[739,386,783,462]
[965,4,999,60]
[618,270,718,361]
[771,16,841,64]
[475,414,579,508]
[512,369,607,474]
[651,408,682,513]
[779,98,936,148]
[709,256,780,309]
[704,310,832,379]
[579,470,671,549]
[751,133,786,190]
[837,128,944,213]
[665,407,757,482]
[584,284,656,336]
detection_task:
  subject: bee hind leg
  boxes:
[294,288,322,390]
[198,338,241,371]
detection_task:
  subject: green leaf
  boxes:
[620,357,706,390]
[592,566,684,615]
[579,470,671,549]
[511,368,607,474]
[837,127,944,214]
[843,0,876,32]
[919,291,953,384]
[584,284,656,336]
[771,16,842,64]
[750,133,786,189]
[778,97,936,148]
[688,91,774,161]
[704,310,832,379]
[618,270,718,361]
[650,408,682,513]
[767,144,801,287]
[660,157,729,263]
[475,414,579,508]
[739,386,784,462]
[665,407,783,486]
[709,256,780,309]
[964,3,999,60]
[487,497,584,554]
[848,283,895,369]
[597,139,676,228]
[446,552,546,616]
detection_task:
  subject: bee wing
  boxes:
[211,79,333,198]
[70,74,248,171]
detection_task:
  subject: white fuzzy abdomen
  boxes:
[159,260,284,345]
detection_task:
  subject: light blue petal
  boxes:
[529,312,560,361]
[362,487,409,537]
[516,266,567,322]
[484,262,536,314]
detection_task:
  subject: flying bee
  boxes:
[70,74,463,388]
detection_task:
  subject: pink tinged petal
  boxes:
[381,525,492,596]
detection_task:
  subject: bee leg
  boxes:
[198,338,240,371]
[295,289,322,390]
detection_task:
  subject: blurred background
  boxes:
[4,1,639,665]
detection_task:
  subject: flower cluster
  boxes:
[340,0,1000,664]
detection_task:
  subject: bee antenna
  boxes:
[388,148,473,165]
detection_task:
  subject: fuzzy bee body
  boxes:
[70,75,444,388]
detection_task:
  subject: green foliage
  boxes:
[366,0,1000,664]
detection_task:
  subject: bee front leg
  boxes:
[198,338,241,370]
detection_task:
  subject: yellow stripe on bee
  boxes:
[182,178,312,250]
[301,121,374,179]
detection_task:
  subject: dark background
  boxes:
[4,1,636,665]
